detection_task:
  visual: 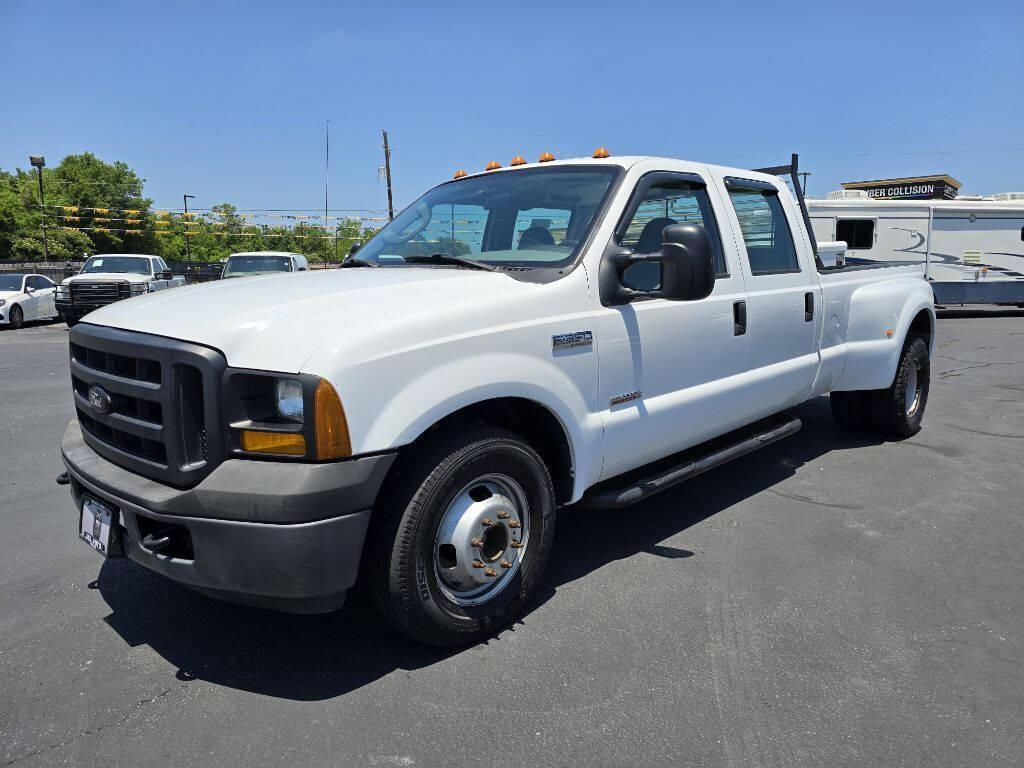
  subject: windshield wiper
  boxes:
[340,257,379,268]
[403,254,499,272]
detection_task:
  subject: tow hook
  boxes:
[56,472,69,485]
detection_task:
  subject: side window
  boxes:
[836,219,874,250]
[618,178,728,292]
[726,185,800,275]
[513,207,572,251]
[28,276,52,290]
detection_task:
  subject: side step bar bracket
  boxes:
[582,414,802,509]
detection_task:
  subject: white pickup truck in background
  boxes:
[56,253,184,326]
[60,152,935,646]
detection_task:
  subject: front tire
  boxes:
[7,304,24,330]
[365,426,556,647]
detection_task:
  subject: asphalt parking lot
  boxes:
[1,311,1022,768]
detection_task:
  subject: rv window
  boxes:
[836,219,875,250]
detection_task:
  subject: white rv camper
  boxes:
[808,192,1024,306]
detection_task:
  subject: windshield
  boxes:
[81,256,152,275]
[354,166,619,269]
[223,256,293,277]
[0,275,24,291]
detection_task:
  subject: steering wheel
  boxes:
[381,201,432,244]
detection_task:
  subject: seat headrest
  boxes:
[634,217,677,254]
[518,226,556,249]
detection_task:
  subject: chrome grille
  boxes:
[69,324,226,488]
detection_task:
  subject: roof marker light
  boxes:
[510,155,527,166]
[485,161,502,171]
[593,146,610,158]
[538,152,555,163]
[453,169,467,179]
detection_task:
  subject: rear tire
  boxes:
[829,390,872,431]
[870,334,930,437]
[8,304,24,330]
[365,426,556,647]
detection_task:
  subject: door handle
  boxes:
[733,300,746,336]
[804,292,814,322]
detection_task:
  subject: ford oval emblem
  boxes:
[87,385,113,414]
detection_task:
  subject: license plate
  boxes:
[80,496,117,557]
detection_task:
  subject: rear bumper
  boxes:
[61,419,396,613]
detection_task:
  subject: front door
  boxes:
[595,171,752,480]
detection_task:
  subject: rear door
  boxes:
[32,276,57,317]
[715,176,821,414]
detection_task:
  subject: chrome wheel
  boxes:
[433,474,530,606]
[905,362,921,416]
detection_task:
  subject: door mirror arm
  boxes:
[599,223,717,307]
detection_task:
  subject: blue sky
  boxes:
[2,0,1022,213]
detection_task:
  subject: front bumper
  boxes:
[61,420,396,613]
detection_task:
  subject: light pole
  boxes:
[29,156,49,260]
[183,194,196,261]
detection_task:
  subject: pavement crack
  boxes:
[2,685,183,766]
[767,489,863,510]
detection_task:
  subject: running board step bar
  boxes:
[582,414,802,509]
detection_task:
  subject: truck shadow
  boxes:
[96,395,882,701]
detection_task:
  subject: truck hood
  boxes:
[80,267,532,372]
[63,272,151,284]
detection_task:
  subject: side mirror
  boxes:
[161,269,173,280]
[599,223,716,306]
[349,242,362,256]
[25,285,35,294]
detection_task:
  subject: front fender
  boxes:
[832,277,934,392]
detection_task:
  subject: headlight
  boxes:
[274,378,304,422]
[56,285,69,298]
[0,299,5,308]
[225,373,351,460]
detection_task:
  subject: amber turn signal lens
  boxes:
[314,379,352,459]
[453,169,467,179]
[538,152,555,163]
[510,155,526,166]
[240,430,306,456]
[485,161,502,171]
[592,146,610,158]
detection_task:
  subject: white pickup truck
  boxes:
[56,253,184,326]
[60,153,935,646]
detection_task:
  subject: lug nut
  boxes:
[497,510,510,519]
[500,559,512,569]
[481,518,495,527]
[508,520,522,529]
[484,568,498,577]
[471,538,484,548]
[472,559,485,569]
[510,540,523,549]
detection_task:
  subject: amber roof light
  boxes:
[453,169,467,179]
[538,152,555,163]
[485,161,502,171]
[510,155,527,166]
[593,146,610,158]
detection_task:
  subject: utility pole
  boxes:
[29,156,49,260]
[382,129,394,221]
[324,120,330,267]
[183,194,196,260]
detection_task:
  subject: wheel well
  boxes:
[909,308,932,344]
[410,398,574,505]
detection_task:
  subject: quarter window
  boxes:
[727,186,800,275]
[836,219,875,250]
